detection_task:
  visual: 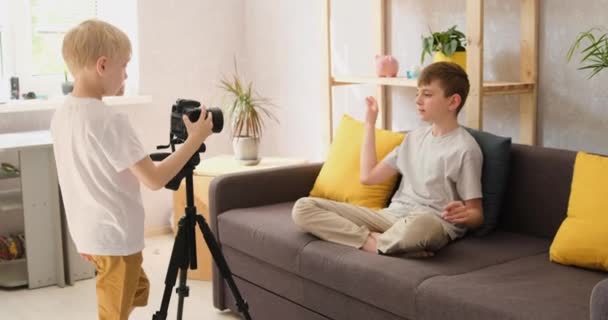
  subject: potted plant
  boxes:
[61,71,74,95]
[421,25,467,70]
[220,64,278,165]
[566,27,608,78]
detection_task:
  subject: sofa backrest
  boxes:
[498,144,577,239]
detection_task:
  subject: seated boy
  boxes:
[292,62,483,256]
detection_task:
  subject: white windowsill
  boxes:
[0,95,152,114]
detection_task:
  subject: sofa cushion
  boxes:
[499,144,577,238]
[300,232,549,319]
[550,152,608,272]
[309,115,404,209]
[221,246,406,320]
[217,202,318,275]
[416,253,607,320]
[217,204,551,319]
[464,128,511,236]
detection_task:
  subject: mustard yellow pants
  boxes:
[91,252,150,320]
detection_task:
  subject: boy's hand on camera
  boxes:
[183,108,214,144]
[365,96,379,126]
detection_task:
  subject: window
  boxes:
[30,0,97,76]
[0,0,138,97]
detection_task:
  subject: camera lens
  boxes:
[206,108,224,133]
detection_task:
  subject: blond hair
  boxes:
[62,19,131,75]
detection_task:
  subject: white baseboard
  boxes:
[144,225,173,237]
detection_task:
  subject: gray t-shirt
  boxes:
[380,126,483,239]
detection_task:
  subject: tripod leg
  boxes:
[176,267,188,320]
[196,215,252,320]
[153,218,189,320]
[176,214,196,320]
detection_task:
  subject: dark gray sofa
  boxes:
[209,144,608,320]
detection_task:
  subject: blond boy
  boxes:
[51,19,213,319]
[293,62,483,257]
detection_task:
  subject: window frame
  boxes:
[0,28,5,78]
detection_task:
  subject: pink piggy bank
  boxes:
[375,55,399,77]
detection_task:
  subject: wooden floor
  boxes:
[0,234,241,320]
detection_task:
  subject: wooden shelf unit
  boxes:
[332,76,535,96]
[322,0,539,145]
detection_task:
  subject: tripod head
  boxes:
[152,114,206,191]
[151,98,226,190]
[149,151,200,191]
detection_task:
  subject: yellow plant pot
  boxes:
[433,51,467,71]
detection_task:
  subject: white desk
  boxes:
[0,130,94,288]
[0,131,64,288]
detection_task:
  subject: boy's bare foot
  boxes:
[369,232,381,241]
[360,234,378,253]
[403,250,434,258]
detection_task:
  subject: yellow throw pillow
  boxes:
[550,152,608,271]
[309,115,405,209]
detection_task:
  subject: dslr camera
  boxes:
[170,99,224,143]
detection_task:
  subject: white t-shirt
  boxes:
[381,126,483,239]
[50,96,147,256]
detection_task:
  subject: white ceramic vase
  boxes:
[232,136,260,165]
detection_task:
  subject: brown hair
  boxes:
[62,19,131,76]
[418,62,470,114]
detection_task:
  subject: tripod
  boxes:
[151,153,251,320]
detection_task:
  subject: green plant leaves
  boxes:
[420,25,467,64]
[219,62,278,139]
[444,39,458,56]
[566,28,608,79]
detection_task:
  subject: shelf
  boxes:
[0,258,28,288]
[0,95,152,114]
[0,189,23,212]
[0,200,23,212]
[0,131,52,151]
[332,76,535,96]
[0,173,20,180]
[323,0,538,145]
[483,81,535,96]
[333,76,418,87]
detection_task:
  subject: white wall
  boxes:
[98,0,140,94]
[137,0,244,230]
[242,1,325,161]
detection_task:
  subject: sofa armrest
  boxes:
[209,162,322,310]
[209,162,322,223]
[592,279,608,320]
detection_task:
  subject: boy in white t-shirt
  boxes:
[51,19,213,319]
[293,62,483,257]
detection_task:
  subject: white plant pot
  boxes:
[232,136,260,165]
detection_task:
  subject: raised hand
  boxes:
[365,96,379,126]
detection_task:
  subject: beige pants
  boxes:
[292,197,450,254]
[91,252,150,320]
